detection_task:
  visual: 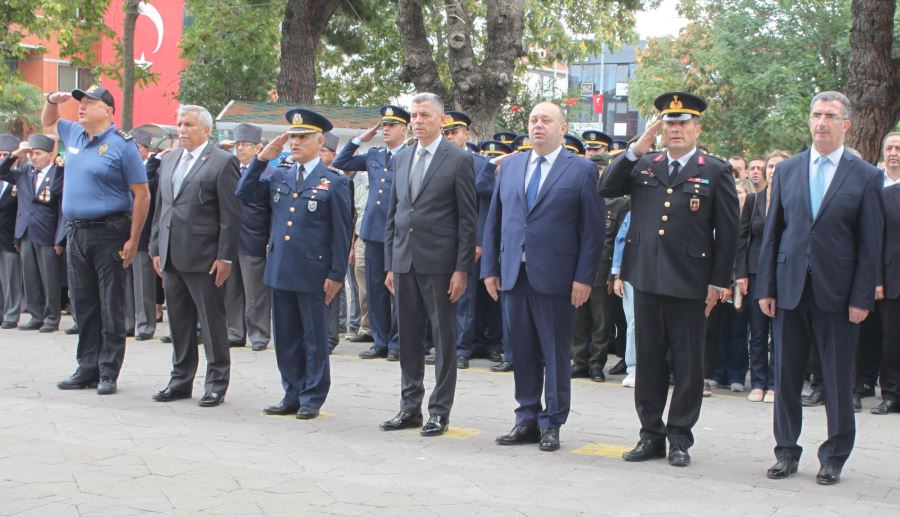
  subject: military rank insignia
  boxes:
[690,197,700,212]
[314,178,331,190]
[98,144,109,157]
[10,185,16,197]
[274,187,281,204]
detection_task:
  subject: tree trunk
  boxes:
[397,0,525,141]
[846,0,899,165]
[121,0,140,130]
[277,0,341,104]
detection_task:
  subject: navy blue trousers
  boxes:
[272,288,330,409]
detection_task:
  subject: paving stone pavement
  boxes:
[1,315,899,516]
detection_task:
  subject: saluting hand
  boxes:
[632,119,662,157]
[359,122,381,143]
[48,92,73,104]
[257,133,289,162]
[571,281,591,308]
[209,260,231,287]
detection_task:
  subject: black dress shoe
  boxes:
[489,351,503,362]
[359,346,387,359]
[386,349,399,361]
[228,340,246,348]
[421,415,449,436]
[539,428,560,451]
[424,353,436,365]
[152,387,192,402]
[496,425,541,445]
[348,333,374,343]
[668,445,691,467]
[766,457,799,479]
[57,375,99,390]
[571,365,589,378]
[251,343,268,351]
[38,323,59,333]
[18,319,42,331]
[608,358,627,376]
[126,329,135,337]
[852,395,862,413]
[198,392,224,407]
[96,378,117,395]
[589,367,606,382]
[1,321,17,329]
[457,356,469,369]
[622,439,666,461]
[490,361,513,372]
[381,411,423,431]
[871,399,899,415]
[802,390,825,406]
[296,406,320,420]
[135,333,154,341]
[816,464,842,485]
[263,401,299,415]
[159,335,173,343]
[64,326,79,335]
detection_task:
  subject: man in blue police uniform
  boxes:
[42,86,150,395]
[227,123,272,351]
[0,134,23,329]
[237,108,352,420]
[0,134,65,332]
[599,92,739,467]
[482,101,605,452]
[478,140,515,372]
[333,105,409,361]
[582,130,612,158]
[441,111,501,369]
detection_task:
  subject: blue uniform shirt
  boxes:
[57,120,147,219]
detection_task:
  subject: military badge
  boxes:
[669,96,683,110]
[293,113,303,124]
[98,144,109,157]
[308,200,318,212]
[640,168,654,176]
[385,107,394,117]
[273,192,280,203]
[690,197,700,212]
[314,178,331,190]
[10,185,16,197]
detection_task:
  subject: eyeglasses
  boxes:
[809,112,846,121]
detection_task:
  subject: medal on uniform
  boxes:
[308,200,318,212]
[98,143,109,157]
[690,197,700,212]
[274,187,281,204]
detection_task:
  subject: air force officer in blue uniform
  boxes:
[758,92,883,485]
[482,101,605,451]
[236,109,352,420]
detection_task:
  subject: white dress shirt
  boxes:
[524,145,564,192]
[411,135,442,182]
[809,145,844,194]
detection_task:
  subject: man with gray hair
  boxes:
[149,104,241,408]
[758,91,883,485]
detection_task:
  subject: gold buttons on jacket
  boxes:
[284,235,291,241]
[667,188,673,194]
[664,201,671,208]
[662,215,668,222]
[659,229,666,236]
[287,221,293,227]
[293,193,299,199]
[289,207,296,213]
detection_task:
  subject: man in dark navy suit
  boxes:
[758,91,883,485]
[599,92,739,467]
[0,134,22,328]
[482,101,605,451]
[0,134,64,332]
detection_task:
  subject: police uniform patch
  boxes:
[98,144,109,157]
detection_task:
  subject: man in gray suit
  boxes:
[149,105,241,408]
[381,92,476,436]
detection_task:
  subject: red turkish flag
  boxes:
[592,93,604,114]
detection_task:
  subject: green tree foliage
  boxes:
[0,81,43,137]
[179,0,282,116]
[628,0,877,156]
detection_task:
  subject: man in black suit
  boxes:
[598,92,739,468]
[150,105,241,408]
[758,91,883,485]
[0,134,65,332]
[381,92,476,437]
[0,134,22,328]
[873,131,900,416]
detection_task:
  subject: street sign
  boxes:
[580,82,594,98]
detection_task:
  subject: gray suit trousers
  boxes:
[20,236,61,326]
[0,249,22,323]
[163,267,230,395]
[131,252,157,336]
[396,269,457,417]
[238,254,271,347]
[224,257,246,344]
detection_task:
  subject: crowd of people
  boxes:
[0,85,897,486]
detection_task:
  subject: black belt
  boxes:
[71,212,129,228]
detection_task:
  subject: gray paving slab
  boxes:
[0,315,899,516]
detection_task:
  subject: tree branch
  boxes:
[396,0,448,98]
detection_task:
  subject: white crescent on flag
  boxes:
[138,1,164,54]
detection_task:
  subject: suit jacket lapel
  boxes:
[175,145,213,199]
[669,153,701,188]
[813,152,851,225]
[798,151,813,225]
[531,151,573,211]
[652,156,670,187]
[412,140,449,204]
[516,151,531,209]
[298,162,324,191]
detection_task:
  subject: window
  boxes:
[58,64,95,92]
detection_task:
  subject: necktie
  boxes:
[410,148,429,196]
[386,150,393,164]
[173,151,193,195]
[296,164,306,187]
[670,160,681,182]
[811,156,828,217]
[526,156,546,211]
[240,165,247,176]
